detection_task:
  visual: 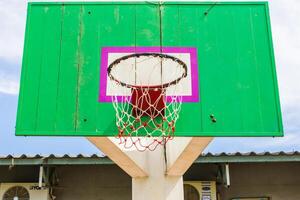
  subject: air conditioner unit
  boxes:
[0,183,50,200]
[184,181,217,200]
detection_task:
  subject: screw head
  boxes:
[210,114,217,123]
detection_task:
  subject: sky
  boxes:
[0,0,299,156]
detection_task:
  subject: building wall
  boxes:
[52,162,300,200]
[53,165,131,200]
[219,163,300,200]
[0,166,39,182]
[1,162,300,200]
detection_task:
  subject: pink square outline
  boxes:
[99,46,199,103]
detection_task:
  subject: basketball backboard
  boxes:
[16,2,283,137]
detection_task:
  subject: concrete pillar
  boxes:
[132,145,184,200]
[87,137,213,200]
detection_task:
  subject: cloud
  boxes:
[0,1,26,64]
[0,73,19,95]
[0,0,299,154]
[269,0,300,104]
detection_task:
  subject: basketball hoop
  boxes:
[108,52,187,151]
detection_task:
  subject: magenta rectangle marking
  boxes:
[99,46,199,103]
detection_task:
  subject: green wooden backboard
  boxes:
[16,2,283,137]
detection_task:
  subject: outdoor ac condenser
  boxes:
[184,181,217,200]
[0,183,50,200]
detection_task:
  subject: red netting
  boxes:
[108,53,186,151]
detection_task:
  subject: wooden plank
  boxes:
[35,5,63,132]
[75,5,99,134]
[95,4,136,135]
[200,5,244,133]
[16,3,32,132]
[251,5,282,132]
[55,5,82,133]
[162,5,203,135]
[17,4,47,133]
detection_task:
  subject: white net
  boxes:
[108,53,187,151]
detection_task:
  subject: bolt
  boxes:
[210,114,217,123]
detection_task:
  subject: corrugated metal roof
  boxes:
[0,154,105,159]
[1,151,299,159]
[195,151,300,163]
[203,151,300,157]
[0,152,300,166]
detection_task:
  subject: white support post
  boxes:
[225,164,230,187]
[87,137,147,178]
[167,137,213,176]
[87,137,213,200]
[132,145,184,200]
[39,166,43,188]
